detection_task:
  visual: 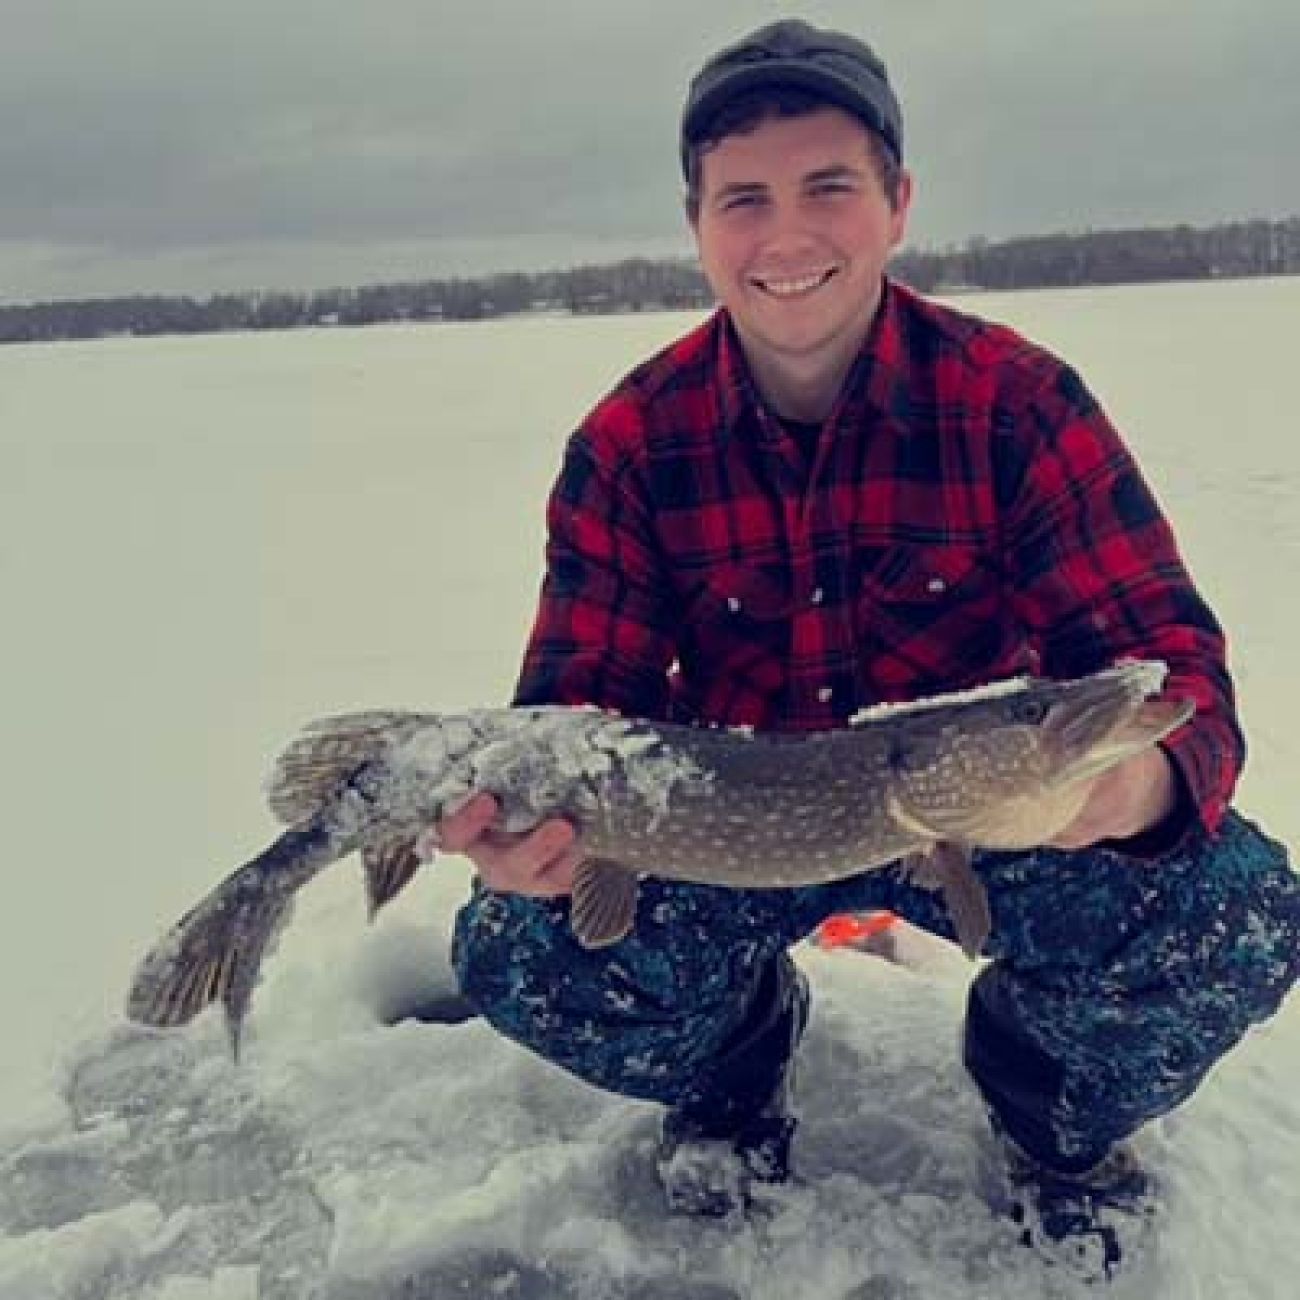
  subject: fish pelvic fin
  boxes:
[570,858,640,948]
[125,835,307,1059]
[899,841,991,960]
[265,710,432,826]
[362,838,423,920]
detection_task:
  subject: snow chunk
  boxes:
[0,1201,168,1299]
[388,707,710,833]
[850,659,1169,725]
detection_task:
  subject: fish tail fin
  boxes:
[125,830,321,1058]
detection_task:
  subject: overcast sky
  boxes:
[3,0,1298,303]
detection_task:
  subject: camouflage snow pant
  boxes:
[452,810,1300,1169]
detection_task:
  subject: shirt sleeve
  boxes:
[512,409,676,718]
[996,362,1243,834]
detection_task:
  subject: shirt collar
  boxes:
[714,311,755,436]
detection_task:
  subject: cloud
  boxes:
[2,0,1297,300]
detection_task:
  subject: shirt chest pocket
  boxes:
[854,544,1011,694]
[678,563,793,696]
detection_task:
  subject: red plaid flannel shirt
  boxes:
[515,279,1242,832]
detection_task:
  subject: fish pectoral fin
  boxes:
[570,858,640,949]
[362,838,423,919]
[901,841,991,961]
[898,845,946,892]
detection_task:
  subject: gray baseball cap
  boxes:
[680,19,903,177]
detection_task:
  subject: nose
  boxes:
[756,195,822,260]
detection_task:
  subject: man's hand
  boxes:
[1048,747,1178,851]
[431,793,583,897]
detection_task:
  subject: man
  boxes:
[436,19,1299,1282]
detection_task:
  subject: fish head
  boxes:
[879,661,1194,850]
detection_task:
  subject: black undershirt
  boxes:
[776,416,823,469]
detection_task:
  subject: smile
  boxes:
[752,268,838,298]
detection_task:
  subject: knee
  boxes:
[1191,812,1300,1014]
[448,882,757,1105]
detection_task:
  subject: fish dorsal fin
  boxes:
[362,837,423,919]
[266,711,433,826]
[570,859,640,949]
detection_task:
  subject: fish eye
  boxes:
[1013,698,1049,725]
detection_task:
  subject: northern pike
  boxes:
[126,661,1191,1056]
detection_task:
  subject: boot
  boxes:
[996,1125,1156,1284]
[656,955,808,1217]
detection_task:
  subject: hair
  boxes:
[684,86,904,222]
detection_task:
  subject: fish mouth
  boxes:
[884,662,1193,851]
[1045,665,1193,786]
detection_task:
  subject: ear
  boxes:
[684,191,700,232]
[889,169,914,249]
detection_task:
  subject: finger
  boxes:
[1047,829,1095,851]
[1046,814,1096,849]
[533,841,586,896]
[436,793,500,853]
[498,818,576,875]
[473,816,574,858]
[477,820,578,895]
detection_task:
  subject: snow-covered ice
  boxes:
[1,279,1298,1297]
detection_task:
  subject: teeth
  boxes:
[757,271,831,297]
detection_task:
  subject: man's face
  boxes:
[689,107,911,385]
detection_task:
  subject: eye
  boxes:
[1013,698,1049,725]
[808,180,855,198]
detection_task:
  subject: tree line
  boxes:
[2,216,1297,345]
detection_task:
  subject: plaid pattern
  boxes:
[515,279,1242,831]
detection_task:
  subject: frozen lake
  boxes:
[1,278,1297,1298]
